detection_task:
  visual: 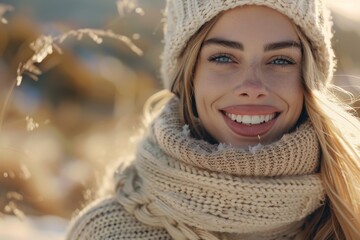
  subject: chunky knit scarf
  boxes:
[115,98,325,240]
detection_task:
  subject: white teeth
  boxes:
[242,115,251,124]
[226,112,276,125]
[260,115,265,123]
[251,115,261,124]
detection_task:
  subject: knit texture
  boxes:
[67,98,324,240]
[161,0,335,89]
[66,98,325,240]
[152,98,320,177]
[66,197,171,240]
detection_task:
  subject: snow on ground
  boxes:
[0,215,67,240]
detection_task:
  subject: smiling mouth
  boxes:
[224,112,279,125]
[220,105,282,138]
[221,110,280,137]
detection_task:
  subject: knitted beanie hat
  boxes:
[161,0,336,89]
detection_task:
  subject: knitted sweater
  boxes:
[66,97,324,240]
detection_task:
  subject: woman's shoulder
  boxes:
[65,196,171,240]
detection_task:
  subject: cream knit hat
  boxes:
[161,0,336,89]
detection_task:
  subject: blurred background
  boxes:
[0,0,359,239]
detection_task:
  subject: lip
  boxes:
[220,105,280,137]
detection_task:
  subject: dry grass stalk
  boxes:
[1,27,143,134]
[16,28,143,86]
[0,1,147,222]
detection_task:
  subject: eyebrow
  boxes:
[202,38,301,51]
[202,38,244,50]
[264,41,301,51]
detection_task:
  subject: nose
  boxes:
[233,67,268,99]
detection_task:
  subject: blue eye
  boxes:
[270,57,295,65]
[208,54,234,64]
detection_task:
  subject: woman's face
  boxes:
[194,5,304,148]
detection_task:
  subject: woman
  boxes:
[66,0,360,239]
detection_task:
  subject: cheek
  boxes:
[281,78,304,116]
[267,72,304,110]
[266,69,302,94]
[193,71,208,111]
[285,76,303,107]
[194,69,225,99]
[294,88,304,111]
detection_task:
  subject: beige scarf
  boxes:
[115,98,325,240]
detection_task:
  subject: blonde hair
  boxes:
[296,27,360,239]
[169,15,221,141]
[147,13,360,240]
